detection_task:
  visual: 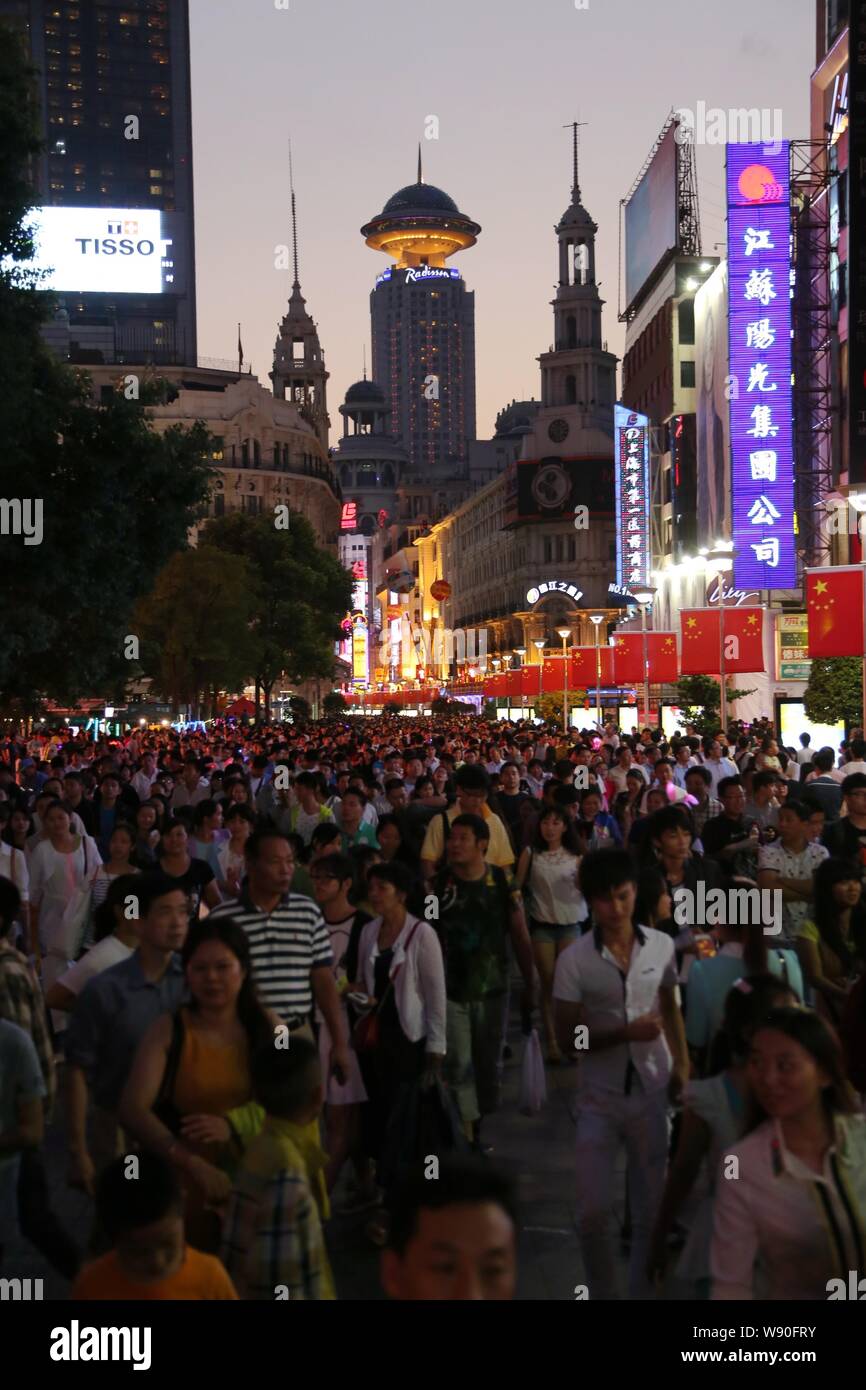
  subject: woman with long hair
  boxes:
[795,857,866,1024]
[711,1007,866,1299]
[120,917,276,1251]
[350,861,446,1244]
[29,800,102,1012]
[131,801,161,868]
[516,805,585,1063]
[647,975,797,1297]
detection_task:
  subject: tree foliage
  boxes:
[0,24,212,712]
[804,657,862,729]
[322,691,348,715]
[200,512,353,718]
[674,674,758,738]
[133,548,259,714]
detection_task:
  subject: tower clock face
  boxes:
[532,462,570,510]
[548,418,569,444]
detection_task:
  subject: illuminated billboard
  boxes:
[726,143,796,590]
[614,405,651,590]
[695,262,731,548]
[624,123,679,312]
[17,207,176,294]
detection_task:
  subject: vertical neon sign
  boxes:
[726,142,795,589]
[614,404,651,590]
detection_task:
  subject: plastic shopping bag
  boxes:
[518,1028,547,1115]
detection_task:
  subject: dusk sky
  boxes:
[189,0,814,440]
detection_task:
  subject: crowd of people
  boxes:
[0,712,865,1301]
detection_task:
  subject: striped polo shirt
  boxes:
[209,892,333,1021]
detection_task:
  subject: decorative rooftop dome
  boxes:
[344,378,386,404]
[381,182,460,217]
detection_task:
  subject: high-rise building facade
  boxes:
[2,0,196,365]
[361,155,480,484]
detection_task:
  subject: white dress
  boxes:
[29,834,102,1027]
[316,913,367,1106]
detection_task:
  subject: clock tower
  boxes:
[522,125,618,463]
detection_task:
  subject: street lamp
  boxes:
[589,614,605,731]
[533,638,546,719]
[514,647,527,720]
[629,586,656,731]
[707,545,734,735]
[557,627,572,736]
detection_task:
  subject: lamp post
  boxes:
[629,586,656,731]
[557,627,572,736]
[589,614,605,731]
[707,544,734,736]
[533,638,546,721]
[515,646,527,721]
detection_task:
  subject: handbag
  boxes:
[55,839,97,960]
[353,919,422,1054]
[518,1028,547,1115]
[152,1010,185,1134]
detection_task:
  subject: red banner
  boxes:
[681,610,721,674]
[570,647,614,687]
[646,632,680,683]
[806,567,866,658]
[613,633,644,684]
[722,608,765,674]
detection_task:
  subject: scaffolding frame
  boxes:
[790,139,837,575]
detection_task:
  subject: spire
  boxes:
[362,344,367,380]
[417,141,423,185]
[563,120,587,203]
[289,140,299,288]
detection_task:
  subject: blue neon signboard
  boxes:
[726,142,795,590]
[614,403,651,591]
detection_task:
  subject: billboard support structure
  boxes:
[790,139,835,574]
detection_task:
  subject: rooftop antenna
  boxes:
[563,120,588,202]
[362,344,367,380]
[417,141,423,184]
[289,139,299,288]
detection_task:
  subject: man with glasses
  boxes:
[700,776,761,885]
[822,774,866,880]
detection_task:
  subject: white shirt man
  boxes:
[701,746,739,798]
[131,758,159,802]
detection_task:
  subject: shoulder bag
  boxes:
[354,919,423,1054]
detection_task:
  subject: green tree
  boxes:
[289,695,311,721]
[202,512,353,719]
[133,548,259,717]
[322,691,348,716]
[0,24,213,712]
[382,700,403,717]
[674,674,758,738]
[804,657,862,729]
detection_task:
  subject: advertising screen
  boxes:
[624,124,679,312]
[614,405,651,590]
[695,262,731,549]
[18,207,176,294]
[502,457,614,528]
[778,702,845,754]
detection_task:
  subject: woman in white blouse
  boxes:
[711,1007,866,1300]
[29,800,101,1021]
[516,806,585,1063]
[350,860,446,1242]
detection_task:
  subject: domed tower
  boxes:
[361,147,481,483]
[333,376,408,536]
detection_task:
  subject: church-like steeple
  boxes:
[270,144,330,450]
[536,126,617,434]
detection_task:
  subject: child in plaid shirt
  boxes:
[221,1036,335,1300]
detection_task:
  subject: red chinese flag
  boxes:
[680,609,721,674]
[806,567,866,658]
[570,647,614,687]
[613,633,644,684]
[519,666,539,697]
[723,608,765,673]
[542,654,567,692]
[646,632,679,683]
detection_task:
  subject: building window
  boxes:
[680,360,696,388]
[678,298,695,345]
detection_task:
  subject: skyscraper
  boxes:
[2,0,196,364]
[361,149,480,485]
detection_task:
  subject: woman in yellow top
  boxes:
[794,857,866,1025]
[120,918,276,1251]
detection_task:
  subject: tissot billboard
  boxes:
[18,207,179,295]
[726,143,796,590]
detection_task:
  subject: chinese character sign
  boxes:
[614,405,651,591]
[726,142,796,589]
